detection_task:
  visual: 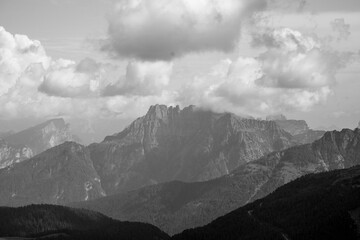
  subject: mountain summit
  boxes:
[4,118,80,155]
[89,104,294,195]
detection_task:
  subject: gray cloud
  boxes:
[102,0,267,61]
[331,18,351,41]
[102,61,173,97]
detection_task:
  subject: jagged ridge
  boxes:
[89,104,294,195]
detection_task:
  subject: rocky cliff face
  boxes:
[75,128,360,235]
[0,142,105,206]
[4,118,80,156]
[292,129,325,144]
[0,139,33,169]
[89,105,294,195]
[269,116,324,144]
[273,119,309,135]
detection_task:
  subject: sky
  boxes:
[0,0,360,143]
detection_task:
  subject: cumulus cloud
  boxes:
[0,26,50,96]
[39,58,173,98]
[0,26,173,120]
[252,28,350,89]
[102,61,173,97]
[39,58,118,98]
[102,0,267,61]
[177,27,351,115]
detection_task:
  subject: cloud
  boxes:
[177,27,351,115]
[331,18,351,41]
[252,28,350,89]
[39,58,117,98]
[0,26,50,96]
[39,58,172,98]
[102,61,173,97]
[102,0,267,61]
[0,26,174,120]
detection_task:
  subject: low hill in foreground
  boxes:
[0,204,169,240]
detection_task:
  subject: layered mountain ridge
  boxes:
[89,104,294,195]
[172,164,360,240]
[73,128,360,234]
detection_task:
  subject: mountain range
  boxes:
[1,163,359,239]
[0,105,334,209]
[0,104,358,238]
[72,128,360,234]
[88,105,298,195]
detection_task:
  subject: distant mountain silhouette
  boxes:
[266,114,325,144]
[292,129,326,144]
[89,104,294,195]
[0,142,105,206]
[73,128,360,235]
[172,165,360,240]
[4,118,80,155]
[0,204,169,240]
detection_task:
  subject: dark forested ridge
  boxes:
[0,204,170,240]
[72,128,360,235]
[172,165,360,240]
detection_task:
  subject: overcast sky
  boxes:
[0,0,360,142]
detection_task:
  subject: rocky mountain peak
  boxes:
[4,118,80,155]
[272,118,309,135]
[144,104,182,123]
[90,104,295,195]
